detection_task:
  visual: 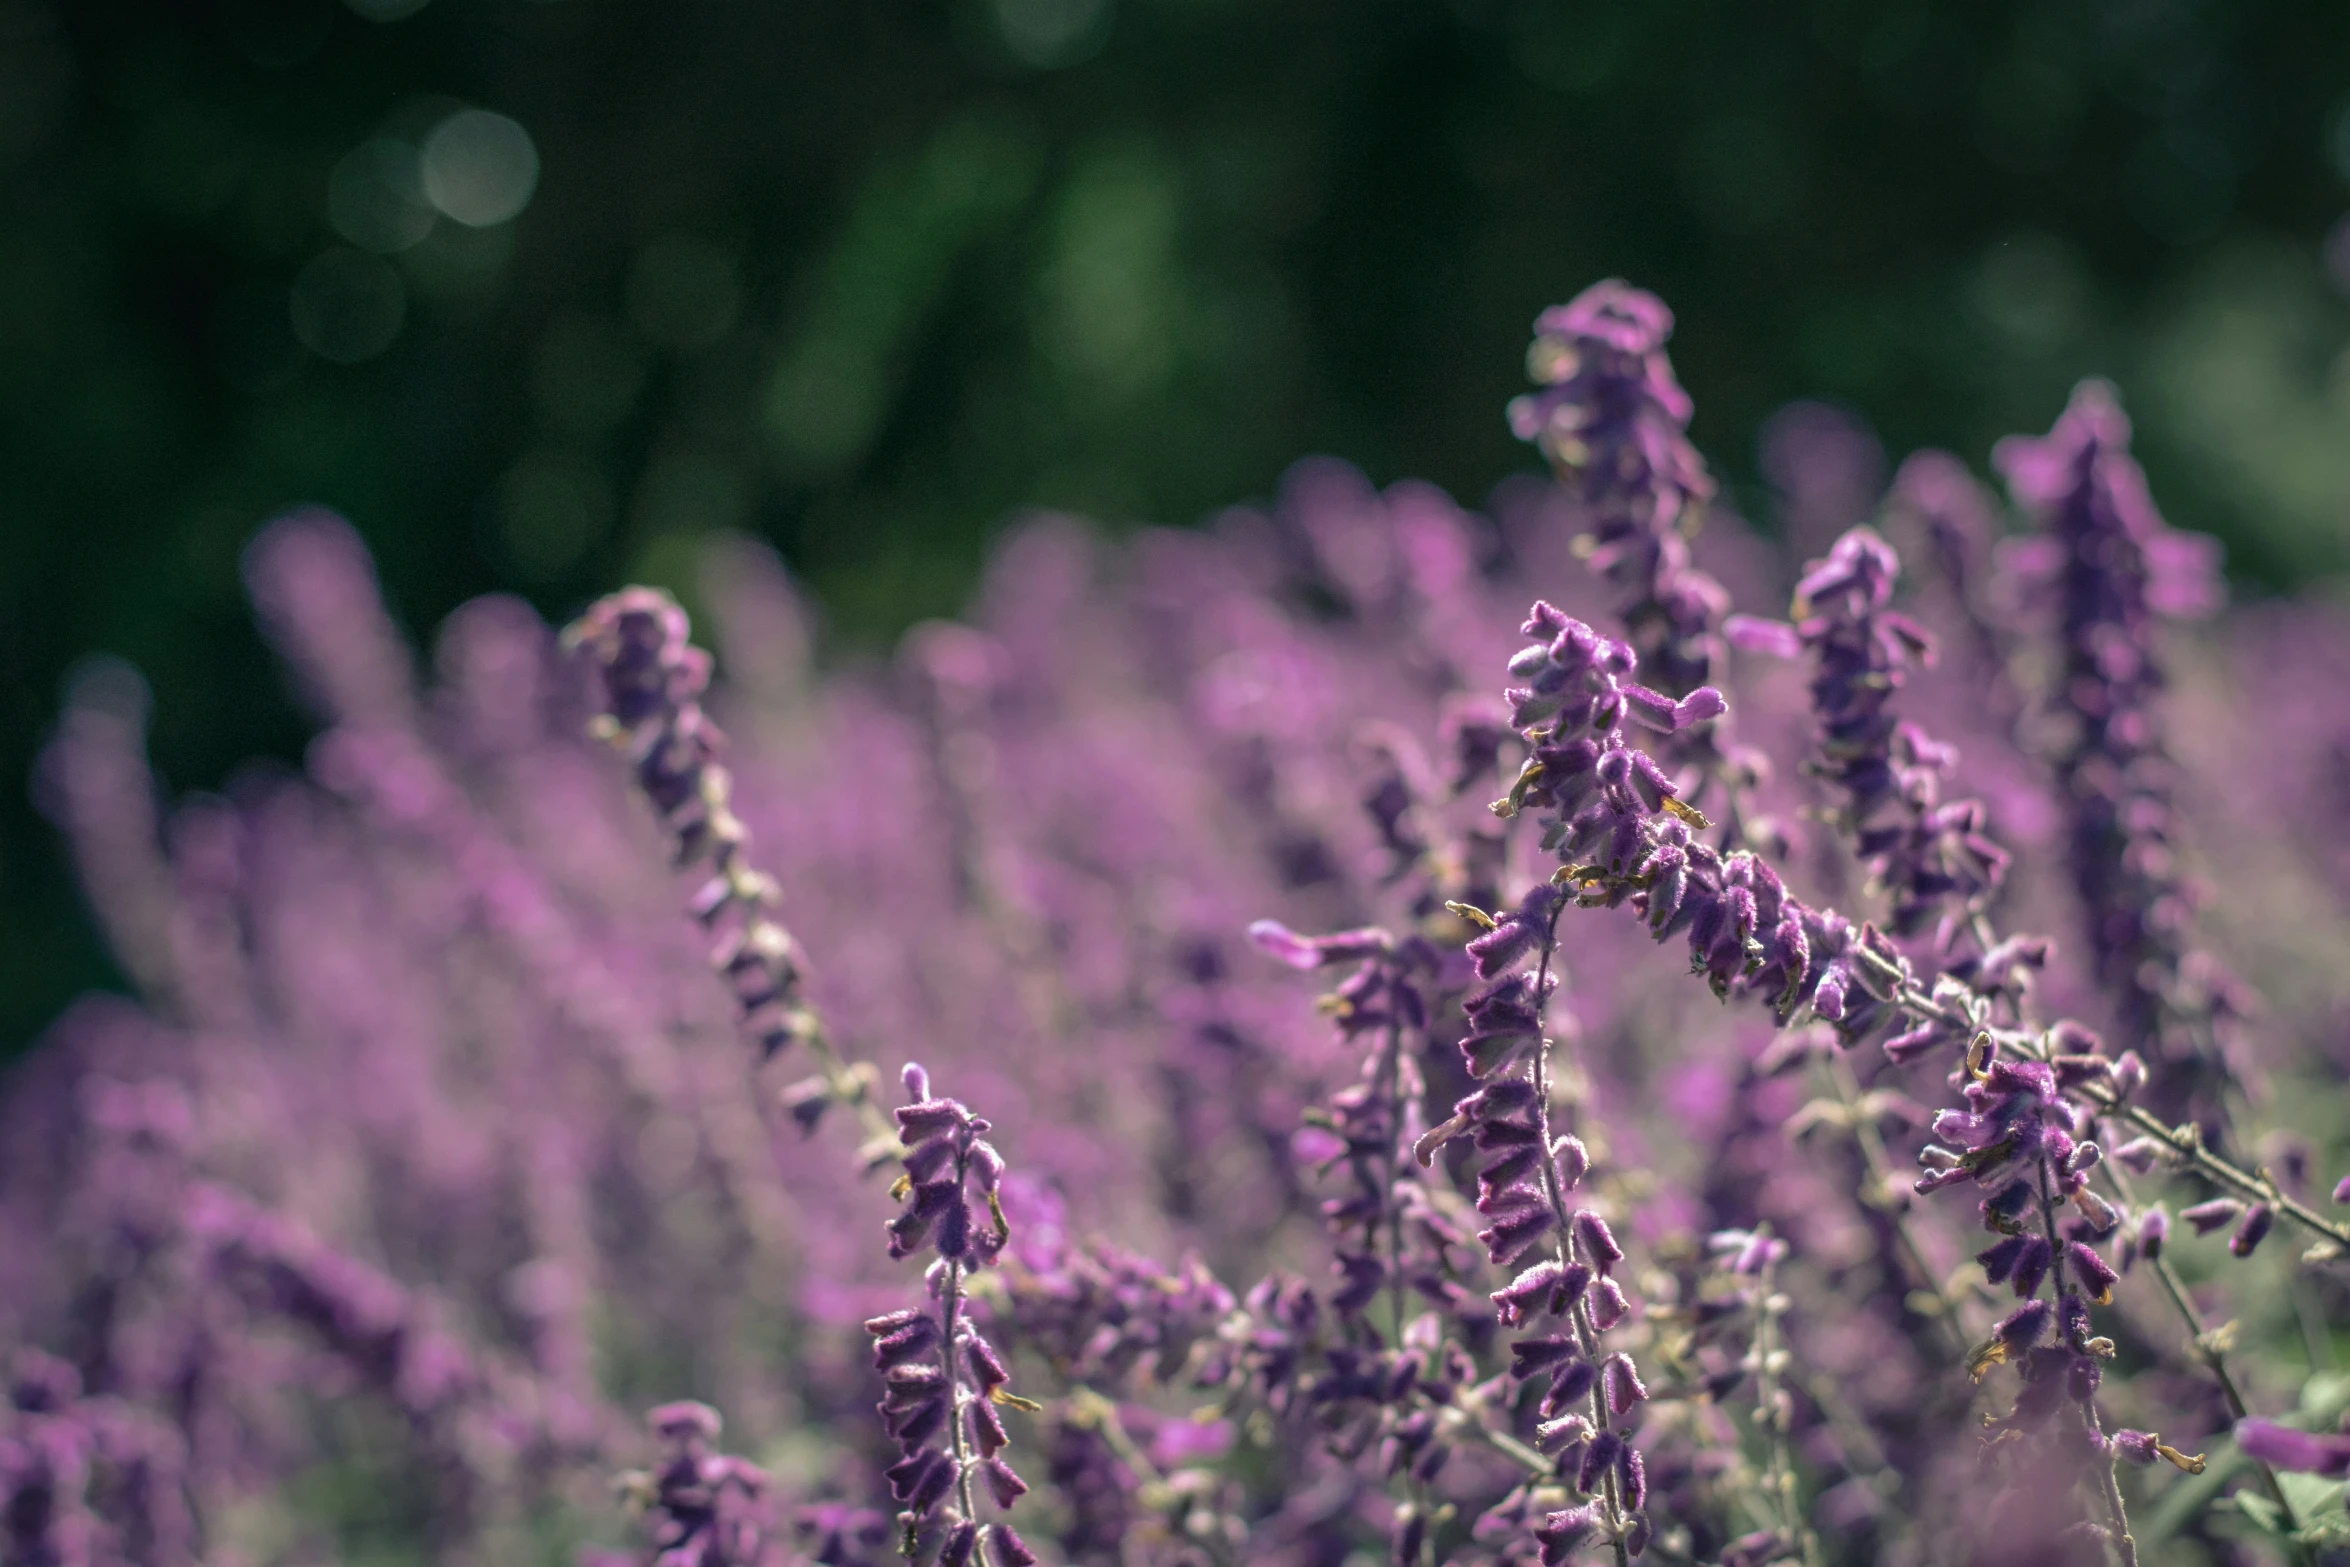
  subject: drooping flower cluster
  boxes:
[1496,601,1920,1044]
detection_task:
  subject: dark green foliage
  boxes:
[5,0,2348,1052]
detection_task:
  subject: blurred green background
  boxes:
[5,0,2350,1054]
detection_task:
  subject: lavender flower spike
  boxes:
[1993,381,2243,1120]
[1420,873,1651,1558]
[1725,525,2009,952]
[870,1063,1033,1567]
[566,588,888,1146]
[1509,281,1728,696]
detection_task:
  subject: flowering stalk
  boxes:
[1411,885,1649,1565]
[566,589,899,1158]
[1724,526,2009,956]
[1507,282,1723,699]
[1247,923,1433,1345]
[619,1401,776,1567]
[1992,382,2245,1127]
[1917,1045,2148,1557]
[1699,1228,1819,1567]
[1726,524,2024,1350]
[1245,920,1503,1562]
[1881,450,2013,688]
[1509,283,1779,855]
[1727,519,2318,1551]
[869,1064,1034,1567]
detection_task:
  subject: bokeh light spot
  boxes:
[327,139,434,253]
[420,109,539,228]
[1037,144,1181,400]
[993,0,1112,69]
[289,248,405,363]
[1969,232,2087,348]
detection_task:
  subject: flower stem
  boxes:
[1526,901,1630,1566]
[942,1144,980,1526]
[1890,985,2350,1250]
[2095,1161,2306,1559]
[1749,1245,1822,1567]
[1380,1015,1409,1348]
[1821,1051,1969,1359]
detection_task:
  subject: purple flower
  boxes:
[2066,1242,2118,1305]
[1729,526,2009,949]
[2237,1420,2350,1477]
[1601,1353,1648,1417]
[1533,1503,1601,1566]
[1994,380,2243,1119]
[2181,1198,2243,1236]
[1508,281,1725,695]
[2228,1202,2275,1258]
[868,1066,1027,1549]
[1246,919,1393,971]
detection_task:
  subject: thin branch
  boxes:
[1820,1051,1970,1359]
[2095,1161,2306,1560]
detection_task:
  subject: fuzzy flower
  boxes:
[871,1065,1029,1566]
[1994,380,2244,1118]
[1507,281,1727,696]
[624,1402,776,1567]
[2235,1419,2350,1478]
[1725,526,2009,949]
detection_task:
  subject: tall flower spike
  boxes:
[1508,281,1727,697]
[1244,918,1501,1561]
[870,1064,1031,1567]
[1419,876,1649,1558]
[1725,525,2011,954]
[1511,282,1782,852]
[1993,381,2245,1122]
[566,590,892,1149]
